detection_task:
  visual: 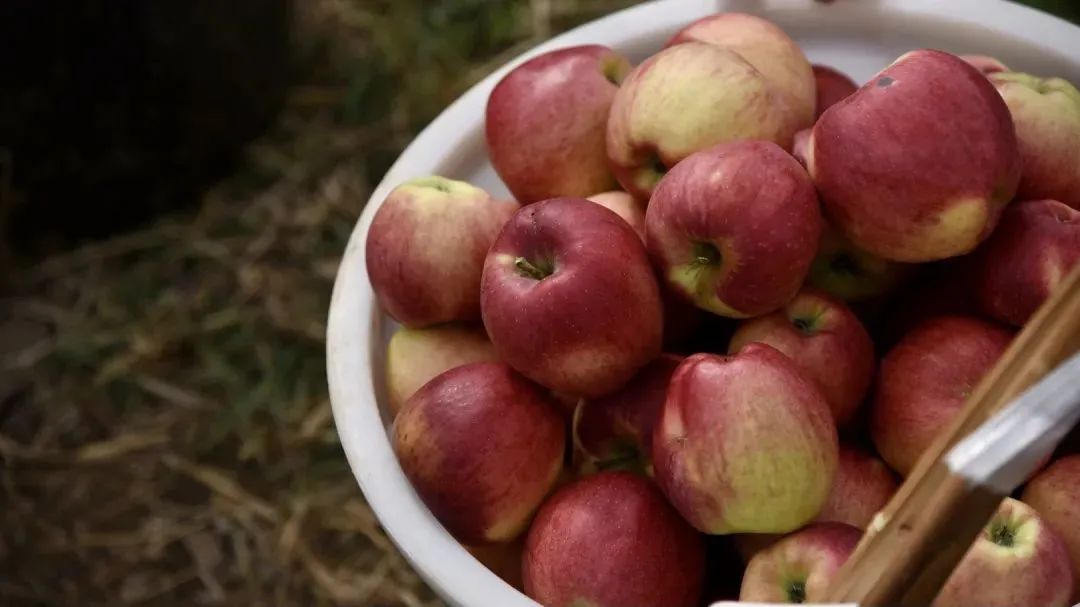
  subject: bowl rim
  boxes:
[326,1,1080,606]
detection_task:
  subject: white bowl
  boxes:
[327,2,1080,606]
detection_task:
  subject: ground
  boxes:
[0,1,1073,606]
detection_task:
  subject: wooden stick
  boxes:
[825,264,1080,606]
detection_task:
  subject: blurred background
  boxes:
[1,1,1077,605]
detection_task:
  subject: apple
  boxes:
[812,64,858,118]
[606,42,803,199]
[645,140,822,318]
[967,198,1080,327]
[728,287,875,426]
[807,223,914,302]
[809,49,1021,262]
[467,537,524,590]
[818,445,898,530]
[392,362,565,544]
[666,13,816,126]
[988,71,1080,209]
[961,54,1009,75]
[523,471,705,607]
[871,315,1013,477]
[586,190,645,241]
[791,128,811,167]
[486,45,630,203]
[653,344,838,534]
[1023,455,1080,601]
[573,353,682,472]
[481,197,662,397]
[739,522,862,604]
[384,324,498,417]
[366,176,517,327]
[935,497,1074,607]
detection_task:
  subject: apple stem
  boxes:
[787,580,807,604]
[514,256,550,280]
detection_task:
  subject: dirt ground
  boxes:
[0,1,1074,606]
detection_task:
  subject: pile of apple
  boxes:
[363,12,1080,607]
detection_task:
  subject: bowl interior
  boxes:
[327,1,1080,606]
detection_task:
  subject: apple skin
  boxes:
[666,13,816,126]
[481,197,662,398]
[486,45,630,203]
[809,50,1021,262]
[366,176,518,327]
[739,522,862,604]
[728,288,875,426]
[523,471,705,607]
[1023,455,1080,601]
[466,537,525,591]
[384,324,498,418]
[960,54,1009,75]
[934,498,1074,607]
[791,128,811,167]
[817,445,898,529]
[573,353,683,472]
[645,140,823,318]
[807,223,915,302]
[391,362,565,544]
[812,64,858,119]
[989,72,1080,209]
[606,42,803,199]
[871,316,1013,477]
[586,190,646,241]
[653,344,838,535]
[967,199,1080,327]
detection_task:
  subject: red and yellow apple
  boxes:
[968,198,1080,327]
[392,362,565,544]
[385,324,497,417]
[523,471,705,607]
[871,315,1013,476]
[809,50,1021,262]
[739,522,862,604]
[606,42,803,199]
[666,13,816,126]
[1023,455,1080,601]
[728,288,875,426]
[989,72,1080,209]
[366,176,517,327]
[817,445,898,529]
[653,344,838,534]
[645,140,822,318]
[481,197,662,397]
[586,190,646,241]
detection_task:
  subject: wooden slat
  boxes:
[825,263,1080,606]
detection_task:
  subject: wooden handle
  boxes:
[825,263,1080,605]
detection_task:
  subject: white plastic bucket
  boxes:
[326,2,1080,605]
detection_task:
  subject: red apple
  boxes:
[989,72,1080,209]
[481,197,662,397]
[467,537,525,591]
[653,345,838,534]
[666,13,816,126]
[646,140,822,318]
[817,445,898,529]
[486,45,631,203]
[606,42,803,199]
[384,324,498,417]
[728,288,875,426]
[961,54,1010,75]
[807,223,914,302]
[366,176,517,327]
[791,128,811,167]
[871,316,1013,476]
[523,471,705,607]
[935,498,1074,607]
[1023,455,1080,601]
[392,362,565,544]
[812,64,858,118]
[968,198,1080,327]
[809,50,1020,262]
[739,522,862,603]
[586,190,645,241]
[573,353,682,472]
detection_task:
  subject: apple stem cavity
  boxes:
[600,55,627,86]
[692,242,721,267]
[514,256,553,281]
[787,579,807,604]
[409,176,452,193]
[988,519,1016,548]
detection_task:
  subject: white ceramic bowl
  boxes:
[327,2,1080,605]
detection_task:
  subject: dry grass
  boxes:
[0,1,634,605]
